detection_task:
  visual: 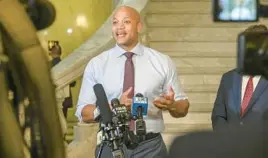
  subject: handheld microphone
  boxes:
[93,84,124,158]
[93,84,112,124]
[131,93,148,117]
[132,93,147,137]
[111,98,130,124]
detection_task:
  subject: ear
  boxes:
[137,22,142,33]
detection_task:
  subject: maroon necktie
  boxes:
[123,52,135,98]
[241,76,254,116]
[123,52,135,130]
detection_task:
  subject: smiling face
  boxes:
[112,6,142,51]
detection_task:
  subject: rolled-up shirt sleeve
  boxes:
[164,56,188,101]
[75,60,97,121]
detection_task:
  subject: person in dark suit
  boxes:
[211,24,268,131]
[49,44,76,118]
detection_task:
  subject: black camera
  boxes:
[237,31,268,78]
[20,0,56,30]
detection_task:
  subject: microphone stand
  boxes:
[96,143,104,158]
[96,123,124,158]
[135,106,146,141]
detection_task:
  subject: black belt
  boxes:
[137,133,160,143]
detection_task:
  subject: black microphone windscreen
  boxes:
[93,84,112,124]
[26,0,56,30]
[135,93,143,97]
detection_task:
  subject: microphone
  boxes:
[93,84,112,124]
[131,93,148,117]
[21,0,56,30]
[111,98,120,106]
[135,93,143,97]
[111,98,121,117]
[111,98,130,124]
[132,93,147,137]
[111,98,139,150]
[93,84,124,158]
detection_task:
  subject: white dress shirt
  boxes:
[241,75,261,102]
[75,43,188,133]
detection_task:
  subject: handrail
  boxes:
[51,0,149,91]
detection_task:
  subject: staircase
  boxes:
[145,0,268,148]
[65,108,77,143]
[61,0,268,149]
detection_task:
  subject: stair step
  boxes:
[146,13,266,27]
[66,109,78,122]
[179,74,221,85]
[165,51,235,58]
[147,1,210,14]
[148,27,240,42]
[187,92,216,104]
[173,57,235,69]
[67,118,78,123]
[183,84,218,92]
[68,123,75,128]
[177,67,232,75]
[188,103,213,112]
[150,42,235,53]
[67,128,74,135]
[163,111,212,125]
[163,123,212,134]
[65,135,73,144]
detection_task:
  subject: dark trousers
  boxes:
[62,107,68,118]
[95,134,167,158]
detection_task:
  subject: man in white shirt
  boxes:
[75,5,189,158]
[211,25,268,131]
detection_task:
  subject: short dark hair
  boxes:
[244,24,268,33]
[50,44,62,55]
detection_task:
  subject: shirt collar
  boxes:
[114,42,144,57]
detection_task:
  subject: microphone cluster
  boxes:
[93,84,148,158]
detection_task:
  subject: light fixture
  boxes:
[67,28,73,34]
[76,14,88,28]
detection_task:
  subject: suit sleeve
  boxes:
[211,74,228,131]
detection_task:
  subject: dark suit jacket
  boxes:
[211,69,268,131]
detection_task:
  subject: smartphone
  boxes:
[213,0,259,22]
